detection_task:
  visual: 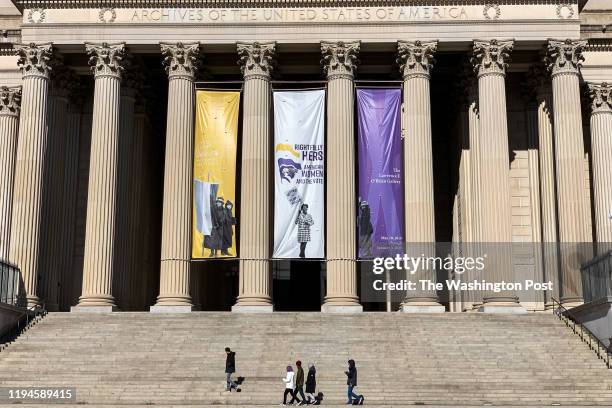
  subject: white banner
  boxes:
[273,90,325,259]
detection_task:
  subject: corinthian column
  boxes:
[114,67,138,311]
[396,40,444,313]
[74,42,125,312]
[233,41,276,313]
[545,39,589,307]
[320,41,362,313]
[471,39,524,312]
[42,59,71,311]
[587,82,612,248]
[10,43,52,308]
[525,65,559,308]
[0,86,21,262]
[151,42,200,313]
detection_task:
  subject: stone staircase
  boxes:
[0,312,611,407]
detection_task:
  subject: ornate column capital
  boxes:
[0,86,22,117]
[321,41,360,80]
[85,42,126,79]
[49,56,76,99]
[14,42,53,79]
[523,64,551,105]
[397,40,437,80]
[237,41,276,81]
[471,39,514,78]
[588,82,612,115]
[160,42,201,80]
[545,39,587,77]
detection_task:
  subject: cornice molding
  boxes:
[12,0,585,10]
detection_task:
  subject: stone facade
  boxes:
[0,0,611,312]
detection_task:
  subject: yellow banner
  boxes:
[192,90,240,259]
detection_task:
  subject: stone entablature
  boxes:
[21,4,579,25]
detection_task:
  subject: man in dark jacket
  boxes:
[345,359,363,405]
[290,360,305,405]
[225,347,240,392]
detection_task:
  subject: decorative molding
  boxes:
[27,8,45,23]
[397,40,437,80]
[160,42,200,80]
[471,39,513,78]
[588,82,612,115]
[483,3,500,20]
[85,42,126,79]
[237,41,276,81]
[545,39,586,77]
[14,42,53,79]
[0,86,22,117]
[321,40,360,80]
[555,3,574,19]
[98,7,116,23]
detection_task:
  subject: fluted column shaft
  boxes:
[535,85,559,307]
[234,41,275,311]
[59,104,81,310]
[397,41,444,311]
[588,82,612,246]
[153,42,199,311]
[42,90,68,311]
[10,43,52,308]
[546,39,589,306]
[472,40,520,308]
[0,86,21,262]
[124,108,145,310]
[114,87,135,310]
[76,42,126,310]
[321,41,362,312]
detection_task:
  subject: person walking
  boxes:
[305,363,317,404]
[290,360,305,405]
[225,347,240,392]
[282,365,296,405]
[345,359,364,405]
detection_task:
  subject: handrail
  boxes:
[0,260,25,307]
[0,304,47,352]
[551,297,611,369]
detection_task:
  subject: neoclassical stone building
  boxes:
[0,0,610,313]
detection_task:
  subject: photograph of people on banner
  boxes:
[192,90,240,259]
[273,90,325,259]
[356,88,404,259]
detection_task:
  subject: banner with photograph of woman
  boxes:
[192,90,240,259]
[273,90,325,259]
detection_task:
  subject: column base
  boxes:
[321,304,363,313]
[150,305,195,313]
[400,303,445,313]
[478,304,527,314]
[45,302,60,312]
[232,304,274,313]
[71,305,117,313]
[561,298,583,309]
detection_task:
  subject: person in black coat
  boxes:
[225,347,240,392]
[345,359,363,405]
[305,363,317,404]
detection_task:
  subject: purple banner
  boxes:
[356,88,404,259]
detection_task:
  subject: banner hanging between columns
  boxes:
[192,90,240,259]
[356,88,404,259]
[273,90,325,259]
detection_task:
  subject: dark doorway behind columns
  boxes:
[272,260,324,311]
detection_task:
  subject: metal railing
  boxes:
[0,260,24,307]
[0,261,46,352]
[581,250,612,303]
[551,297,611,369]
